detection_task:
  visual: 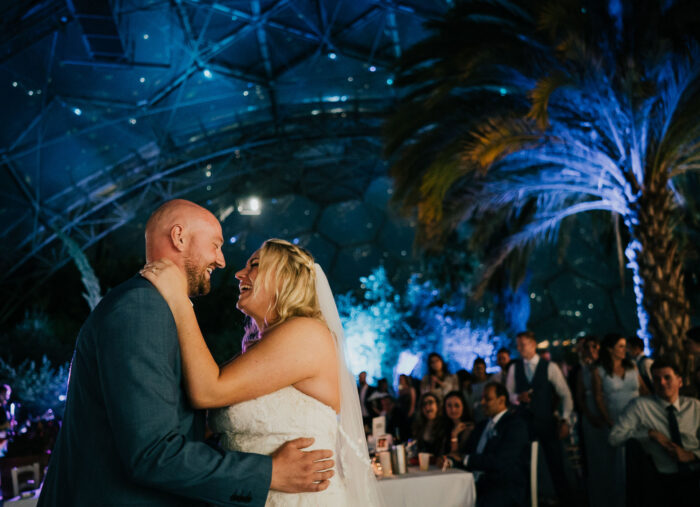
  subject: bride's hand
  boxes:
[140,259,189,305]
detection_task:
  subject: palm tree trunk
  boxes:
[624,183,692,378]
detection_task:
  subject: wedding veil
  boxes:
[314,264,383,507]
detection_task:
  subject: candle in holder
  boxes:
[378,451,393,476]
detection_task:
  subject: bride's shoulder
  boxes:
[267,317,333,344]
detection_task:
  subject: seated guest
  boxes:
[471,357,491,422]
[440,382,529,507]
[491,348,512,385]
[609,357,700,507]
[420,352,458,399]
[413,392,442,453]
[397,374,417,420]
[438,390,475,458]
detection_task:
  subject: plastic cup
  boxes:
[418,452,432,471]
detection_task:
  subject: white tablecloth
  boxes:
[377,466,476,507]
[3,489,40,507]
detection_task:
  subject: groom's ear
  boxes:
[170,224,187,251]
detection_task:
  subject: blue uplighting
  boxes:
[499,87,507,96]
[386,78,394,85]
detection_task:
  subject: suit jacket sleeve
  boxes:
[465,415,529,474]
[96,284,271,506]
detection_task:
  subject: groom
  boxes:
[38,199,334,506]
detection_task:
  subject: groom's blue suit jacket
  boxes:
[38,276,271,506]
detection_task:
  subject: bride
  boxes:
[142,238,382,506]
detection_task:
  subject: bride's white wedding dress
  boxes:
[208,265,382,507]
[209,386,348,506]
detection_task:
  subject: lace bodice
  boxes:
[209,386,348,506]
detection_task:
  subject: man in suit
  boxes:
[39,199,334,507]
[505,330,574,504]
[441,382,529,507]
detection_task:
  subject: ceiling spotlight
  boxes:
[27,90,34,96]
[203,69,213,79]
[73,108,82,116]
[369,66,376,72]
[499,87,508,96]
[11,81,18,87]
[328,52,337,60]
[143,34,149,40]
[129,118,137,124]
[139,77,146,83]
[243,90,249,96]
[386,78,394,86]
[237,197,261,215]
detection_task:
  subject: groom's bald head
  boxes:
[145,199,225,295]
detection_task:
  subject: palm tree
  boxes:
[385,0,700,371]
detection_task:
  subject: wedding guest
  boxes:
[536,347,551,362]
[413,392,442,454]
[438,390,474,458]
[368,378,394,418]
[506,330,574,505]
[440,382,529,507]
[420,352,458,400]
[456,369,475,409]
[375,393,407,441]
[573,336,607,507]
[397,374,416,421]
[591,333,649,507]
[609,357,700,507]
[491,348,511,385]
[471,357,490,423]
[684,326,700,397]
[0,384,11,458]
[627,336,653,392]
[357,371,374,423]
[0,384,11,431]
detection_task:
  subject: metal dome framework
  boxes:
[0,0,449,320]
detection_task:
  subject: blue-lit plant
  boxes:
[337,266,505,382]
[386,0,700,370]
[0,356,69,419]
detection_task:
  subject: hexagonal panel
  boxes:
[249,194,318,237]
[331,244,383,291]
[318,200,378,245]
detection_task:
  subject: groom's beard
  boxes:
[185,259,211,297]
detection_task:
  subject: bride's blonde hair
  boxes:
[242,238,322,350]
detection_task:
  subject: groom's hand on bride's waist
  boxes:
[269,437,335,493]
